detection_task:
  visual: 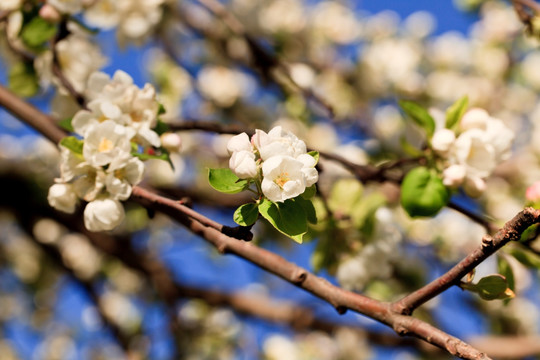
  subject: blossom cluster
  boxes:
[432,108,514,197]
[227,126,318,203]
[48,70,163,232]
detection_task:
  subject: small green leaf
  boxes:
[20,17,57,49]
[8,62,39,97]
[60,136,84,155]
[301,185,317,200]
[400,167,449,217]
[295,196,317,224]
[132,151,170,162]
[259,198,307,243]
[476,275,515,301]
[351,192,386,235]
[508,247,540,269]
[399,100,436,137]
[58,117,74,132]
[445,96,468,130]
[208,168,249,194]
[233,203,259,226]
[154,119,169,136]
[158,103,167,116]
[399,136,423,157]
[497,256,515,305]
[519,224,539,242]
[308,151,319,165]
[328,178,363,215]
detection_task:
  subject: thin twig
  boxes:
[393,207,540,315]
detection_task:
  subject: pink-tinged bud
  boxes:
[160,133,182,153]
[39,4,62,23]
[526,181,540,204]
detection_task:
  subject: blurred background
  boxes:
[2,0,540,359]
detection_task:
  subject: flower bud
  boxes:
[442,164,466,188]
[48,183,78,213]
[460,108,489,131]
[431,128,456,154]
[84,198,125,232]
[526,181,540,204]
[39,4,62,23]
[160,132,182,153]
[229,150,258,179]
[463,176,486,198]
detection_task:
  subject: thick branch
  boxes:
[393,207,540,315]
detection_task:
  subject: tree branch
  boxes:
[393,207,540,315]
[0,82,518,360]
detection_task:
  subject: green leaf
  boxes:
[508,247,540,269]
[519,224,539,242]
[497,256,515,305]
[20,17,57,49]
[399,136,423,157]
[60,136,84,155]
[132,151,170,162]
[233,203,259,226]
[295,196,317,224]
[58,117,74,132]
[308,151,319,165]
[399,100,436,137]
[328,178,363,215]
[154,118,169,136]
[400,167,449,217]
[476,275,514,301]
[350,192,386,235]
[445,96,468,130]
[258,198,307,243]
[301,185,317,200]
[158,103,167,116]
[8,62,39,97]
[208,168,249,194]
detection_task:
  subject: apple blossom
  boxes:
[431,128,456,154]
[160,133,182,153]
[83,120,134,167]
[253,126,308,161]
[46,0,84,14]
[84,197,125,232]
[0,0,21,11]
[72,100,124,137]
[442,164,466,188]
[48,183,78,214]
[526,181,540,203]
[460,108,489,131]
[451,128,496,179]
[105,156,145,200]
[261,155,306,202]
[229,150,258,179]
[463,176,487,198]
[227,133,253,154]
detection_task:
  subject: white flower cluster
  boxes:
[227,126,318,203]
[48,70,163,232]
[431,108,514,197]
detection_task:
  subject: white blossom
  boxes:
[460,108,490,131]
[82,120,134,167]
[452,129,496,179]
[160,133,182,153]
[431,128,456,154]
[46,0,84,14]
[262,155,306,202]
[227,133,252,154]
[105,156,145,200]
[463,176,486,198]
[253,126,307,161]
[229,150,258,179]
[34,34,107,94]
[442,164,466,188]
[72,166,106,202]
[48,183,78,213]
[84,197,125,232]
[0,0,22,11]
[72,100,124,137]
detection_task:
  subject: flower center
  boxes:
[274,172,290,188]
[114,168,125,179]
[98,137,114,152]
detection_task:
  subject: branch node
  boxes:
[217,243,228,254]
[335,305,347,315]
[290,268,307,284]
[481,235,494,249]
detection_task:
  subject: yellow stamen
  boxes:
[274,172,290,188]
[98,137,113,152]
